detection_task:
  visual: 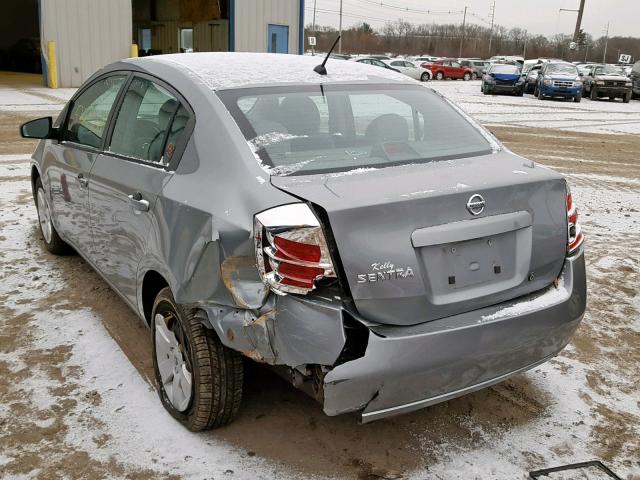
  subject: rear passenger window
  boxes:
[350,94,417,139]
[64,75,126,149]
[109,77,188,164]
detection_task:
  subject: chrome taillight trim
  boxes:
[254,203,336,295]
[264,245,333,269]
[566,182,584,255]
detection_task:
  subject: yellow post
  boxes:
[130,43,139,58]
[47,40,58,89]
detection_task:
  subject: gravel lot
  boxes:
[1,74,639,479]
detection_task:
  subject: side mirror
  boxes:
[20,117,56,139]
[579,72,584,77]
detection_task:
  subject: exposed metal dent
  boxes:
[198,292,347,368]
[221,256,269,309]
[240,308,277,364]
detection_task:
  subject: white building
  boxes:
[4,0,304,87]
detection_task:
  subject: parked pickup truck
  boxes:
[582,64,633,102]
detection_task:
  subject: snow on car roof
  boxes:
[127,52,414,91]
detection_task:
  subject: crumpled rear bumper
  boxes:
[323,250,586,422]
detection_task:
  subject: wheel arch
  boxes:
[141,269,170,325]
[31,165,41,196]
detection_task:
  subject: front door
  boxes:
[51,74,127,255]
[267,24,289,54]
[89,75,190,305]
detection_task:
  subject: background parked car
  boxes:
[482,63,525,96]
[422,59,473,80]
[354,57,400,72]
[535,62,582,102]
[460,59,489,79]
[523,64,543,94]
[385,59,432,81]
[631,60,640,98]
[582,64,633,102]
[412,55,439,64]
[576,63,597,76]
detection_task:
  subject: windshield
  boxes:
[594,65,624,76]
[546,63,578,75]
[491,65,519,74]
[219,85,492,176]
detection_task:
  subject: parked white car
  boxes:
[385,59,432,81]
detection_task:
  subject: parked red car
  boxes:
[421,59,473,80]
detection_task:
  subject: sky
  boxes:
[304,0,640,38]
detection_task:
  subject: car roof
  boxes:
[123,52,413,91]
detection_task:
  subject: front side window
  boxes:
[219,84,492,176]
[64,75,127,149]
[109,76,187,164]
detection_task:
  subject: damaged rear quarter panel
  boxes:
[135,75,296,312]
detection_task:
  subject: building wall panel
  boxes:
[234,0,301,54]
[41,0,132,87]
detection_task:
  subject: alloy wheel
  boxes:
[154,311,193,412]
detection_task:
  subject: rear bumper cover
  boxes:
[323,250,586,422]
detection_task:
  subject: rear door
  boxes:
[48,73,128,255]
[450,61,463,78]
[88,74,193,305]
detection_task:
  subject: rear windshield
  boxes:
[218,84,492,176]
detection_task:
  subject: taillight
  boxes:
[566,183,584,254]
[254,204,336,295]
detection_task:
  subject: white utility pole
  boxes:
[459,6,467,58]
[338,0,343,53]
[602,21,609,63]
[312,0,317,55]
[487,1,496,57]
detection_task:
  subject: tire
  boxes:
[574,96,581,103]
[152,287,243,431]
[623,92,631,103]
[590,88,599,100]
[34,177,70,255]
[471,72,478,80]
[463,72,471,81]
[435,71,444,80]
[420,72,430,82]
[517,89,524,97]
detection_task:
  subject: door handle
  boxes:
[77,172,89,188]
[128,192,150,212]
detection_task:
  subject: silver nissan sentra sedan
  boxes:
[21,52,586,430]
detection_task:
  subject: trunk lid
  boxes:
[271,152,568,326]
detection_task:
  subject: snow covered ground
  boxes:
[429,80,640,135]
[1,74,639,480]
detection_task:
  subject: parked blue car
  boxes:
[482,64,525,96]
[535,62,582,102]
